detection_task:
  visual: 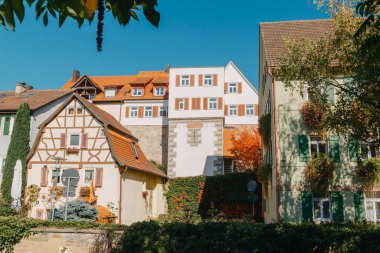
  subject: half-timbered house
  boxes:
[26,94,166,225]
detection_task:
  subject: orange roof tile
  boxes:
[224,128,235,158]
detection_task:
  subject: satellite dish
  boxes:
[247,180,257,192]
[62,169,80,186]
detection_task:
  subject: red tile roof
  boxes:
[260,19,334,67]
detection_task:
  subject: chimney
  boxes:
[165,64,170,73]
[72,70,80,82]
[15,82,27,94]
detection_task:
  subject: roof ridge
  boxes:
[260,18,332,25]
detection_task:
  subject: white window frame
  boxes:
[84,169,95,185]
[104,87,116,98]
[203,74,213,86]
[179,99,185,111]
[310,137,327,157]
[229,83,237,94]
[132,88,143,96]
[229,105,237,116]
[154,87,165,96]
[246,104,254,116]
[304,82,310,101]
[130,107,138,117]
[132,142,139,159]
[159,106,167,117]
[208,98,218,110]
[312,197,332,222]
[144,106,153,117]
[365,198,380,222]
[51,169,61,184]
[181,75,190,86]
[68,133,81,148]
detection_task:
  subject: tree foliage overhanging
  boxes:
[1,103,30,204]
[274,0,380,145]
[0,0,160,51]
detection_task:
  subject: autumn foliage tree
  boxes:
[230,127,261,172]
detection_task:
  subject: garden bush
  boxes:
[52,199,98,221]
[304,154,335,195]
[355,158,380,190]
[114,221,380,253]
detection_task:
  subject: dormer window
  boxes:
[131,142,139,159]
[104,87,116,98]
[132,88,143,96]
[154,87,165,96]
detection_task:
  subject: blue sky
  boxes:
[0,0,328,91]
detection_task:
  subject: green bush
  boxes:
[151,160,167,175]
[304,154,335,196]
[114,221,380,253]
[259,113,271,148]
[52,200,98,221]
[356,158,380,190]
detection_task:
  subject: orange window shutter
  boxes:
[184,98,189,110]
[138,107,143,118]
[198,75,203,86]
[40,167,48,187]
[224,83,228,94]
[60,133,66,149]
[218,97,223,110]
[224,105,228,116]
[238,104,245,116]
[175,98,179,110]
[190,75,195,86]
[203,98,208,110]
[125,107,129,118]
[238,82,242,93]
[197,98,201,110]
[176,75,180,87]
[254,104,259,116]
[153,106,158,117]
[213,74,218,86]
[81,133,88,149]
[192,98,196,110]
[95,168,103,188]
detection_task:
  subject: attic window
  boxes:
[105,87,116,98]
[131,142,139,159]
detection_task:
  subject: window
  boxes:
[179,99,185,110]
[104,88,116,98]
[68,107,74,115]
[310,137,327,158]
[88,93,95,100]
[131,142,139,159]
[246,104,254,116]
[84,170,94,185]
[229,83,237,94]
[159,106,167,117]
[69,134,80,147]
[51,169,61,184]
[130,107,138,117]
[144,107,152,117]
[154,87,165,96]
[208,98,217,110]
[229,105,237,116]
[304,82,310,101]
[366,198,380,222]
[203,74,213,86]
[360,143,378,160]
[132,88,143,96]
[313,197,331,222]
[77,107,83,114]
[181,75,190,86]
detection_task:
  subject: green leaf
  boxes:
[141,0,160,27]
[12,0,25,22]
[43,12,48,26]
[36,6,46,19]
[130,10,138,21]
[3,0,15,30]
[58,12,68,27]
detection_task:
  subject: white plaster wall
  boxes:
[121,100,168,126]
[94,103,122,122]
[224,63,259,125]
[173,122,218,176]
[0,114,15,158]
[168,67,225,119]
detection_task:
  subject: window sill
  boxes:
[66,148,80,153]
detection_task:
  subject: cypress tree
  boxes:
[1,103,30,203]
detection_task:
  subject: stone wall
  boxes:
[13,228,121,253]
[125,125,168,168]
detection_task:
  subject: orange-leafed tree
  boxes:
[230,127,262,172]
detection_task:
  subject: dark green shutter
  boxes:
[343,78,353,102]
[348,138,359,162]
[3,116,10,135]
[329,135,340,163]
[326,85,335,104]
[332,191,344,222]
[354,191,365,221]
[301,191,313,221]
[299,135,309,162]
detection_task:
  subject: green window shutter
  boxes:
[329,135,340,163]
[301,191,313,221]
[348,138,359,162]
[326,85,335,104]
[354,191,365,221]
[343,78,353,102]
[3,116,11,136]
[299,135,309,162]
[332,191,344,222]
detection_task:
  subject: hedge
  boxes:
[114,221,380,253]
[165,173,261,219]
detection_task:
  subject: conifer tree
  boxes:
[1,103,30,203]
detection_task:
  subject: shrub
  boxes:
[356,158,380,190]
[304,154,335,195]
[79,186,90,197]
[150,160,166,175]
[301,101,324,131]
[259,113,271,148]
[52,200,98,221]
